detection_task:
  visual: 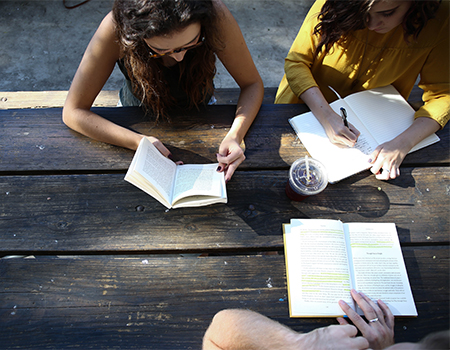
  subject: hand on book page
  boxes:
[300,86,361,148]
[216,133,246,183]
[283,220,417,316]
[289,85,440,183]
[368,137,407,180]
[368,116,442,180]
[146,136,184,165]
[125,137,227,209]
[338,289,395,350]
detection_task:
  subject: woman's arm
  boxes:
[369,16,448,180]
[368,117,440,180]
[281,0,360,147]
[213,0,264,181]
[202,309,369,350]
[300,87,360,147]
[62,13,171,155]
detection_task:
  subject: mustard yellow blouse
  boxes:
[275,0,449,128]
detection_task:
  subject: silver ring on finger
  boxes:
[369,317,379,323]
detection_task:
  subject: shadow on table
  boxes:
[227,175,404,237]
[97,106,418,241]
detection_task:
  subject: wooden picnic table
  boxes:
[0,101,448,349]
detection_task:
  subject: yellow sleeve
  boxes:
[275,0,325,103]
[415,18,450,128]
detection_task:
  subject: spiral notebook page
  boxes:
[343,85,439,149]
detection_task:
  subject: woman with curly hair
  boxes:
[63,0,264,182]
[275,0,449,180]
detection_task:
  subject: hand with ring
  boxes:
[337,289,395,350]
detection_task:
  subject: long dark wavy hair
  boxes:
[113,0,223,120]
[313,0,441,55]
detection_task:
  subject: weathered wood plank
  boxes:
[1,105,448,172]
[0,90,120,109]
[0,248,448,349]
[1,167,448,254]
[0,88,278,109]
[0,85,423,109]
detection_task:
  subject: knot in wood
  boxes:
[57,221,69,229]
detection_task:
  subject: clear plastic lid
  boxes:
[289,157,328,195]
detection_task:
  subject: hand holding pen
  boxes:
[340,107,349,128]
[331,106,360,147]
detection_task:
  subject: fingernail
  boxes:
[225,179,229,184]
[368,158,372,163]
[216,166,222,171]
[168,154,173,160]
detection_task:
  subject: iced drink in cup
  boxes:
[285,157,328,201]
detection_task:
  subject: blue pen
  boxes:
[340,107,349,128]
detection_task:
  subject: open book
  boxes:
[289,85,440,183]
[124,137,227,209]
[283,219,417,317]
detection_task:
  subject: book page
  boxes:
[124,137,176,208]
[345,223,417,316]
[172,164,226,207]
[289,101,377,183]
[284,219,354,317]
[344,85,439,150]
[137,138,177,200]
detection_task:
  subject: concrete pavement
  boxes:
[0,0,314,92]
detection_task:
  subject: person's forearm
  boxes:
[62,107,143,150]
[225,80,264,144]
[202,309,302,350]
[395,117,440,152]
[203,309,369,350]
[300,86,359,146]
[300,86,335,123]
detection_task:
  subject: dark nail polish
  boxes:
[217,166,222,171]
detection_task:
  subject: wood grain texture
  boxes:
[0,103,448,349]
[1,167,448,254]
[0,88,279,109]
[0,249,448,349]
[1,105,448,172]
[0,84,422,109]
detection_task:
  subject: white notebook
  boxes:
[289,85,440,183]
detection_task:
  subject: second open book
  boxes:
[289,85,440,183]
[125,137,227,209]
[283,219,417,317]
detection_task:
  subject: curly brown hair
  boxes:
[113,0,224,120]
[314,0,441,55]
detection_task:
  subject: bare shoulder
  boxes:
[88,11,121,60]
[212,0,236,24]
[95,12,118,43]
